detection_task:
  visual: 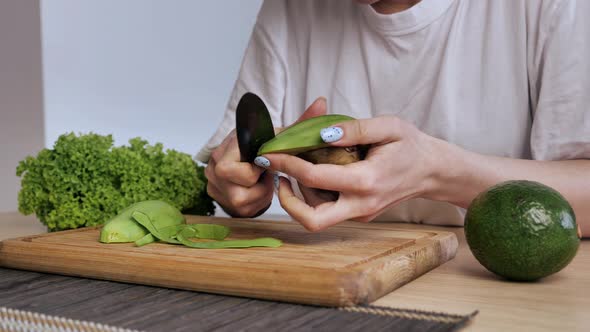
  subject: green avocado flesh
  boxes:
[257,114,354,156]
[99,200,184,243]
[464,180,580,281]
[99,200,282,249]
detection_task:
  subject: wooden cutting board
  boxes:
[0,216,457,307]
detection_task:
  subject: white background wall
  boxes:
[40,0,285,215]
[41,0,261,155]
[0,0,45,212]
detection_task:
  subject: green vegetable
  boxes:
[133,224,231,247]
[100,216,148,244]
[191,224,231,240]
[16,133,215,231]
[258,114,365,166]
[100,200,185,243]
[176,227,282,249]
[156,224,186,238]
[465,180,580,281]
[101,200,281,249]
[135,234,156,247]
[131,210,181,244]
[258,114,355,155]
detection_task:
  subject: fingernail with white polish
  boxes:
[273,173,280,190]
[320,126,343,143]
[254,156,270,168]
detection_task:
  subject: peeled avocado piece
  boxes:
[99,200,185,243]
[100,200,282,249]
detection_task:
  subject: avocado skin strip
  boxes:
[191,224,231,240]
[132,211,181,244]
[177,227,282,249]
[131,211,280,249]
[134,225,187,246]
[135,234,156,247]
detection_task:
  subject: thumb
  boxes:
[296,97,327,123]
[319,116,406,147]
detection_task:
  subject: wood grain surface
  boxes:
[1,213,588,331]
[0,215,457,307]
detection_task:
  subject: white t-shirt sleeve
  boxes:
[529,0,590,161]
[195,0,288,163]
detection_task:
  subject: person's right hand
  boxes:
[205,97,327,218]
[204,129,273,218]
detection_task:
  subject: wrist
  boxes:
[422,137,488,208]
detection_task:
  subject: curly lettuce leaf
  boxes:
[17,133,214,231]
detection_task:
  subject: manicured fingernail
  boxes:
[320,126,343,143]
[273,173,280,190]
[254,156,270,168]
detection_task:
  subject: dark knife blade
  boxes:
[235,92,276,163]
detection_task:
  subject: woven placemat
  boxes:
[0,307,140,332]
[0,268,476,332]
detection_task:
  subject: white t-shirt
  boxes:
[197,0,590,226]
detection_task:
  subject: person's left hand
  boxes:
[257,115,447,231]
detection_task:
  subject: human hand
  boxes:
[205,97,328,218]
[204,129,273,218]
[257,115,444,231]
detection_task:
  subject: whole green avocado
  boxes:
[464,180,580,281]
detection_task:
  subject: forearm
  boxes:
[427,139,590,237]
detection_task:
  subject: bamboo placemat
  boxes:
[0,268,476,332]
[0,307,140,332]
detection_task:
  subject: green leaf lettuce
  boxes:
[16,133,215,231]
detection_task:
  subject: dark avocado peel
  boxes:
[464,180,580,281]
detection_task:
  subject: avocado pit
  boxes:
[297,146,363,165]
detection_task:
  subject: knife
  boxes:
[235,92,276,163]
